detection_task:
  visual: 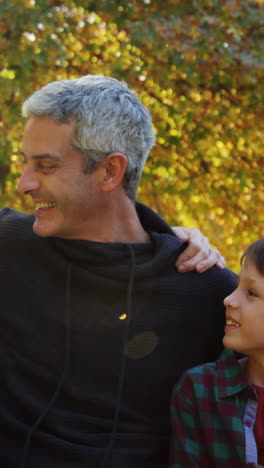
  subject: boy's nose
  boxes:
[224,289,239,309]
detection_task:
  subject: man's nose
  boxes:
[17,166,40,194]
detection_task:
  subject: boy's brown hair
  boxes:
[241,238,264,275]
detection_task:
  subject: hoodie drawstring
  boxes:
[100,245,136,468]
[21,263,72,468]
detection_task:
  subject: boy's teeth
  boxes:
[226,319,240,328]
[36,202,55,210]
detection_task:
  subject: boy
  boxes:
[169,238,264,467]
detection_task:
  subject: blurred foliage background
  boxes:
[0,0,264,271]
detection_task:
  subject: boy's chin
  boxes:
[223,335,235,350]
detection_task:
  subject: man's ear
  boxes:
[100,153,128,193]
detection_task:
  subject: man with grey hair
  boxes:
[0,75,236,468]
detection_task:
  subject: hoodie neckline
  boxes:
[51,232,184,280]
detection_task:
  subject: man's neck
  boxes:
[62,196,151,243]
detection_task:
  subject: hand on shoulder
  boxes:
[172,226,226,273]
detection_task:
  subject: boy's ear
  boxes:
[100,153,128,193]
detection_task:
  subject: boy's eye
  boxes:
[248,289,257,297]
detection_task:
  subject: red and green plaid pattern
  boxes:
[169,349,251,467]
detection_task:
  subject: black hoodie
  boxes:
[0,203,236,468]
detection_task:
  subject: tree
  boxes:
[1,0,264,270]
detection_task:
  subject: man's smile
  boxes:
[35,202,56,211]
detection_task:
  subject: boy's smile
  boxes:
[225,317,240,328]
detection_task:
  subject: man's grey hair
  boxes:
[22,75,155,200]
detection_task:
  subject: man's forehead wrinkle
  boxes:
[19,150,61,161]
[31,154,61,161]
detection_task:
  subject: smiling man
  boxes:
[20,117,108,240]
[0,75,236,468]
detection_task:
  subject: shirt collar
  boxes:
[216,348,250,399]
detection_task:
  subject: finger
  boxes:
[176,230,209,267]
[171,226,189,242]
[196,249,224,273]
[215,255,226,269]
[177,248,210,272]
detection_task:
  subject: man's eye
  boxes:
[38,163,56,171]
[248,289,257,297]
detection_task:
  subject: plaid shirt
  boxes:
[169,348,259,468]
